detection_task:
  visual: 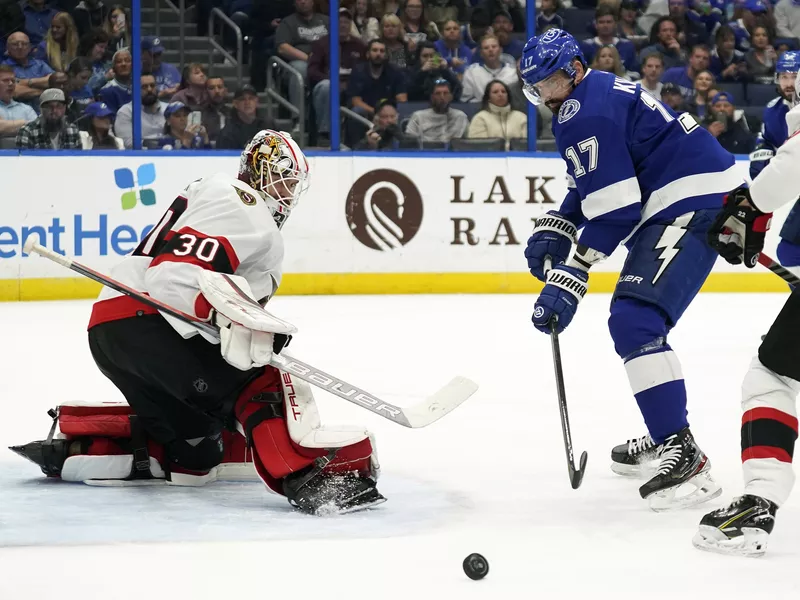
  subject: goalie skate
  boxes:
[638,427,722,511]
[692,495,776,558]
[610,434,664,477]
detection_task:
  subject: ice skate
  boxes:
[692,495,777,557]
[610,434,664,477]
[8,438,84,477]
[283,467,387,516]
[639,427,721,511]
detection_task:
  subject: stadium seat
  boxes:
[398,136,422,149]
[450,137,505,151]
[535,139,558,152]
[509,137,530,151]
[0,136,16,149]
[452,102,481,120]
[562,9,595,38]
[142,138,161,149]
[396,102,428,123]
[274,118,294,132]
[747,83,779,107]
[742,106,765,133]
[715,82,746,106]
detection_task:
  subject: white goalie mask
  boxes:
[239,130,310,229]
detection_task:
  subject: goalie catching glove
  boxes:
[707,185,773,268]
[197,271,296,371]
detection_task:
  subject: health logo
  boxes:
[114,163,157,210]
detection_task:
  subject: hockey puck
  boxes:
[462,553,489,580]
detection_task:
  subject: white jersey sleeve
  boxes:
[749,104,800,214]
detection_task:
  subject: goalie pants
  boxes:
[742,290,800,506]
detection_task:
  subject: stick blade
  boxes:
[402,376,478,428]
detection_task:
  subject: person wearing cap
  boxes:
[156,101,211,150]
[275,0,329,109]
[461,34,518,102]
[79,101,123,149]
[405,78,468,144]
[775,0,800,41]
[0,65,37,139]
[660,81,685,111]
[142,36,181,100]
[702,90,755,153]
[308,8,366,144]
[114,73,168,148]
[733,0,773,52]
[15,87,81,149]
[216,85,274,150]
[97,48,131,114]
[492,9,524,60]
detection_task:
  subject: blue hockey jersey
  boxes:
[553,69,741,256]
[749,96,790,180]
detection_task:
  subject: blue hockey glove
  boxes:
[532,265,588,334]
[525,211,578,282]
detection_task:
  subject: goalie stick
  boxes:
[758,253,800,288]
[23,239,478,429]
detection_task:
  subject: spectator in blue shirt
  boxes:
[21,0,57,46]
[730,0,771,52]
[640,16,687,70]
[0,64,37,138]
[2,31,54,103]
[97,47,131,114]
[78,28,111,92]
[460,5,491,51]
[581,5,640,74]
[434,19,472,74]
[668,0,710,46]
[141,36,180,100]
[492,10,524,60]
[709,24,748,80]
[536,0,563,34]
[156,101,211,149]
[661,43,711,99]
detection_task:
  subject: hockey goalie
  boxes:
[10,130,386,516]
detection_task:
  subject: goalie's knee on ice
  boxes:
[608,298,670,359]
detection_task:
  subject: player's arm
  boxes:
[748,125,800,213]
[749,113,781,180]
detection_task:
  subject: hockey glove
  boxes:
[525,211,578,282]
[707,186,773,268]
[531,265,588,335]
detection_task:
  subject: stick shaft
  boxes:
[758,253,800,287]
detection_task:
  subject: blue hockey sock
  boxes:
[624,346,688,444]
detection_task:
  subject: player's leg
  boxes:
[693,292,800,557]
[608,210,722,509]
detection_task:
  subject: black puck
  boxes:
[463,553,489,580]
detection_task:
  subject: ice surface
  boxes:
[1,294,798,599]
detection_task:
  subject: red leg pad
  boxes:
[59,404,134,437]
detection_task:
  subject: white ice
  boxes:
[1,294,798,599]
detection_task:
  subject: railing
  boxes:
[208,8,243,87]
[153,0,185,67]
[266,56,305,144]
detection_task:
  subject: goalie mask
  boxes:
[239,130,310,229]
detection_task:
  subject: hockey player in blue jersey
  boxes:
[521,29,742,510]
[750,50,800,282]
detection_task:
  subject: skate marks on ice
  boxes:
[0,463,470,547]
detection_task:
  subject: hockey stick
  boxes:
[543,259,588,489]
[23,239,478,428]
[757,253,800,287]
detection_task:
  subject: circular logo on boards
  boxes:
[346,169,423,251]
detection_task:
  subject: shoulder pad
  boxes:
[767,97,782,108]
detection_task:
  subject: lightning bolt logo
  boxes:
[652,227,687,285]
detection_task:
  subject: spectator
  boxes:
[156,101,211,150]
[216,85,274,150]
[103,5,129,56]
[661,43,710,99]
[72,0,109,38]
[248,0,294,91]
[405,78,467,143]
[709,25,747,81]
[668,0,708,46]
[703,90,756,153]
[408,41,461,101]
[475,0,524,32]
[461,35,518,102]
[97,47,130,114]
[47,69,80,123]
[591,44,631,79]
[35,12,78,71]
[537,0,564,35]
[731,0,774,53]
[114,73,166,148]
[170,63,210,111]
[16,87,81,148]
[78,100,122,148]
[745,24,778,83]
[142,36,180,100]
[462,6,492,51]
[775,0,800,41]
[401,0,440,52]
[201,76,230,143]
[641,52,664,96]
[660,81,685,111]
[434,19,471,76]
[619,0,648,50]
[381,0,401,17]
[65,57,93,113]
[640,16,686,70]
[2,31,54,102]
[467,79,525,149]
[687,0,727,41]
[493,10,524,60]
[21,0,57,47]
[581,5,640,74]
[427,0,464,32]
[685,68,718,120]
[353,0,380,43]
[0,64,37,138]
[381,13,413,70]
[355,100,403,149]
[276,0,329,110]
[78,28,111,92]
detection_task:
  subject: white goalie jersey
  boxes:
[89,173,284,336]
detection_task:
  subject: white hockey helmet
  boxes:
[239,129,310,229]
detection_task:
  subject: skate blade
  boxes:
[647,471,722,512]
[692,526,769,558]
[610,459,659,479]
[84,479,166,487]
